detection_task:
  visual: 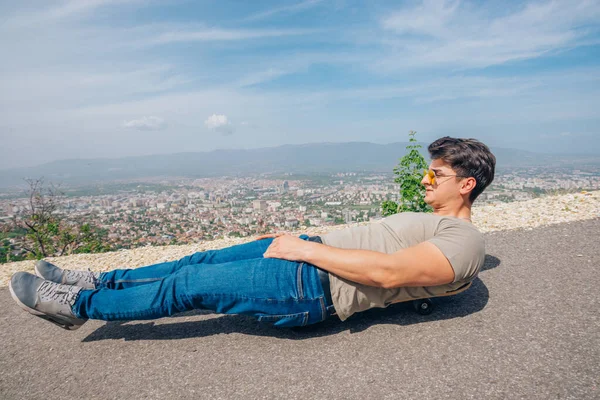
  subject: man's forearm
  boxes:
[303,242,394,287]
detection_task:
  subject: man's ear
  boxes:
[460,177,476,195]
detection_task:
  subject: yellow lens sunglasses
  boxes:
[423,169,468,185]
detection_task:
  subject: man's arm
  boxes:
[303,241,455,289]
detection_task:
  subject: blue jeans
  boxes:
[72,234,336,328]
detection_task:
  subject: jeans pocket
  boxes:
[256,311,309,328]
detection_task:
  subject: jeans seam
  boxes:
[113,278,163,284]
[257,311,308,321]
[194,292,309,302]
[319,296,326,322]
[297,263,304,299]
[70,288,86,319]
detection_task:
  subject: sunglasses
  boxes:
[423,169,469,185]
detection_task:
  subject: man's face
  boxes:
[421,159,468,206]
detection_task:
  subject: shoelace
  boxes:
[38,281,80,305]
[64,268,98,287]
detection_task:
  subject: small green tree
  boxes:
[11,177,110,259]
[381,131,433,216]
[72,224,111,254]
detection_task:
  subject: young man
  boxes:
[9,137,496,330]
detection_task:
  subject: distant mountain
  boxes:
[0,141,597,189]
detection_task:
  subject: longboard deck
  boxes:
[392,281,473,305]
[397,281,473,315]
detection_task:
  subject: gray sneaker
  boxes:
[9,272,88,330]
[34,260,99,289]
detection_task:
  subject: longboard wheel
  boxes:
[413,299,434,315]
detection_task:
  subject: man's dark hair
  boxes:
[428,137,496,204]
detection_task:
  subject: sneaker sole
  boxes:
[8,279,84,331]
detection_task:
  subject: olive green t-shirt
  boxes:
[320,212,486,321]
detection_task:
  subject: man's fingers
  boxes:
[255,232,286,240]
[256,236,272,241]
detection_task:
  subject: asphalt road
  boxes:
[1,218,598,400]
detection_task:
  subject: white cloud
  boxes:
[0,65,191,112]
[244,0,325,22]
[377,0,600,70]
[205,114,234,135]
[236,68,288,87]
[382,0,459,38]
[4,0,137,28]
[539,131,592,138]
[143,28,319,46]
[123,116,166,130]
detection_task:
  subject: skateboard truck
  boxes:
[408,281,473,316]
[412,298,435,315]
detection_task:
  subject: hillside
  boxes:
[2,142,599,188]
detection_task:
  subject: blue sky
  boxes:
[1,0,599,169]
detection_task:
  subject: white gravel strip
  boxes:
[2,190,598,287]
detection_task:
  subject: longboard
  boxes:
[402,281,473,315]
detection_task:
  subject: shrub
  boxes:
[381,131,433,216]
[10,177,110,258]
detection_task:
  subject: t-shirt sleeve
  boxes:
[427,219,486,283]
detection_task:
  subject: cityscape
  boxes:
[1,165,598,260]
